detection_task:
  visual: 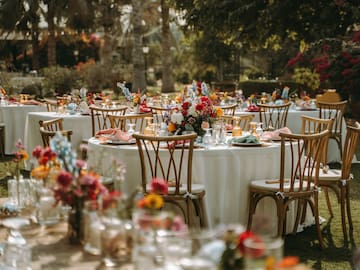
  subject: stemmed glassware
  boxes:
[202,128,213,149]
[1,217,31,269]
[127,123,136,136]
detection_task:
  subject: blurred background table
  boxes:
[0,104,46,154]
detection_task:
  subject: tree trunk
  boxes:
[131,0,146,92]
[31,30,40,70]
[47,0,56,67]
[161,0,174,93]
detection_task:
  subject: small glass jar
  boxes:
[83,201,104,255]
[232,117,242,137]
[143,117,155,136]
[101,217,134,267]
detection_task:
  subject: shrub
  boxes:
[42,66,80,95]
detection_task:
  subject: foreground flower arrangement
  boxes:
[168,95,223,137]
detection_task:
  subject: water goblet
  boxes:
[2,217,32,269]
[202,128,213,149]
[127,123,136,136]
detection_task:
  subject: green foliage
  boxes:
[42,66,79,95]
[291,68,320,92]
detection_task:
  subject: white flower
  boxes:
[171,112,184,124]
[187,105,198,117]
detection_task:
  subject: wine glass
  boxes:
[127,123,136,136]
[1,217,31,269]
[202,128,213,149]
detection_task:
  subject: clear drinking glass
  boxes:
[2,217,32,270]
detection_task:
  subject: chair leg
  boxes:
[311,193,325,249]
[247,192,256,231]
[0,127,4,157]
[324,187,334,217]
[340,186,348,242]
[346,184,353,231]
[293,200,305,234]
[196,197,208,228]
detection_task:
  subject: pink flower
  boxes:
[15,139,25,150]
[151,177,168,195]
[75,159,86,169]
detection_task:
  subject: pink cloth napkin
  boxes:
[96,129,133,141]
[262,127,292,141]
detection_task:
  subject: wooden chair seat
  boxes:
[39,118,72,147]
[250,179,315,192]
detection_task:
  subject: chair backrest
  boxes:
[220,114,255,131]
[39,118,72,147]
[279,130,329,193]
[148,105,174,123]
[301,115,334,164]
[43,98,59,112]
[341,122,360,180]
[318,100,347,136]
[132,132,198,195]
[215,103,237,116]
[258,103,291,131]
[108,112,153,133]
[89,105,128,136]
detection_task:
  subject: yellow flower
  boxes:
[216,107,224,117]
[144,193,164,209]
[31,165,50,180]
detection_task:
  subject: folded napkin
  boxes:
[262,127,292,141]
[96,129,133,141]
[140,104,151,113]
[231,135,259,144]
[247,104,259,112]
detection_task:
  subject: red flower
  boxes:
[57,171,73,189]
[342,51,352,61]
[237,231,259,254]
[352,30,360,42]
[151,177,168,195]
[286,52,302,66]
[341,68,352,76]
[195,103,204,111]
[350,56,360,65]
[39,156,49,165]
[182,102,191,110]
[32,145,43,158]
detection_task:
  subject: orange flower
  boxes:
[168,122,177,132]
[31,165,50,180]
[215,107,223,117]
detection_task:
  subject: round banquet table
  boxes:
[87,138,313,234]
[236,108,346,163]
[0,104,47,154]
[24,112,92,156]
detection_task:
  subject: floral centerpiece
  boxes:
[31,132,109,243]
[168,95,223,137]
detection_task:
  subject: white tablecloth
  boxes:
[24,112,92,155]
[87,138,312,234]
[0,104,47,154]
[236,109,346,163]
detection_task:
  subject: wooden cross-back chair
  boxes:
[317,100,347,160]
[148,105,174,123]
[132,132,207,228]
[220,114,255,132]
[89,105,128,136]
[258,102,291,131]
[317,122,360,243]
[39,118,72,147]
[215,103,238,116]
[247,130,329,248]
[43,98,59,112]
[108,112,153,133]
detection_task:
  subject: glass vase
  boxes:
[35,184,60,226]
[67,207,83,245]
[83,201,104,255]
